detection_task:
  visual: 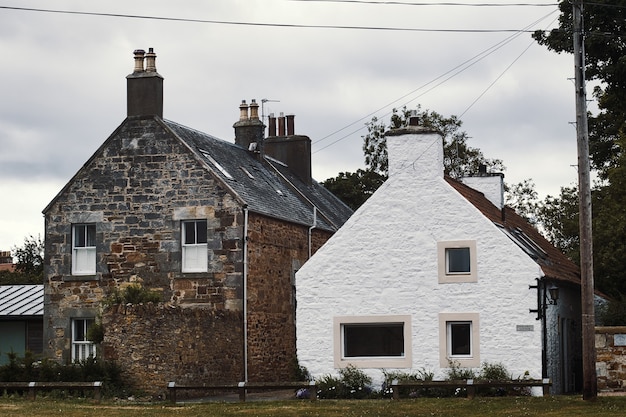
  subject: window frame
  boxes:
[181,219,209,273]
[72,223,96,276]
[71,318,97,362]
[333,315,412,369]
[437,240,478,283]
[439,312,480,367]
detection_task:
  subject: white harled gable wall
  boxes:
[296,127,544,389]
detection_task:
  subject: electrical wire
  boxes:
[291,1,559,7]
[0,5,548,33]
[312,9,558,153]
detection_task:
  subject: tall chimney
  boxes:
[268,113,277,137]
[233,99,264,151]
[264,112,312,185]
[286,114,295,136]
[278,113,286,136]
[126,47,164,118]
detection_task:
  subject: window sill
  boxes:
[64,274,99,282]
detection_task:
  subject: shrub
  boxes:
[106,284,162,305]
[0,353,130,398]
[316,365,373,399]
[382,368,434,398]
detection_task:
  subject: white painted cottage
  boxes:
[296,117,582,394]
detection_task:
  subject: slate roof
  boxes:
[446,177,581,286]
[163,119,353,232]
[0,285,44,317]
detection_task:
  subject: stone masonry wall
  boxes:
[44,117,244,364]
[245,212,331,382]
[102,303,243,397]
[596,326,626,393]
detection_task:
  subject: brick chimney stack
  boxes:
[264,112,312,186]
[126,47,164,118]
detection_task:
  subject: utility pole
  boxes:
[572,0,597,401]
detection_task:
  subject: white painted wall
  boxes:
[296,127,544,390]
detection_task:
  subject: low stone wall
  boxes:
[102,303,243,397]
[596,326,626,393]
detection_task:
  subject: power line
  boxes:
[0,5,547,33]
[312,9,558,153]
[292,0,559,6]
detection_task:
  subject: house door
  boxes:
[560,318,582,393]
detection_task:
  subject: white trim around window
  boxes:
[181,219,208,273]
[72,224,96,275]
[438,312,480,368]
[437,240,478,283]
[333,315,412,369]
[71,318,97,362]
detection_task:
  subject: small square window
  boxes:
[182,220,208,273]
[438,241,477,283]
[439,312,480,367]
[446,247,471,274]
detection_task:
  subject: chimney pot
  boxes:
[278,112,285,136]
[133,49,146,73]
[239,100,249,121]
[286,114,295,136]
[250,99,260,120]
[268,113,277,137]
[145,47,157,72]
[408,110,420,126]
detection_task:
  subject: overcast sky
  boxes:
[0,0,585,251]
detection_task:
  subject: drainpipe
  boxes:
[243,206,249,382]
[308,207,317,259]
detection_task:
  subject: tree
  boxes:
[0,235,44,285]
[362,105,505,178]
[322,169,385,211]
[533,1,626,179]
[325,105,538,214]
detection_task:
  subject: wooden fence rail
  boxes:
[391,378,552,399]
[0,381,103,403]
[167,381,317,403]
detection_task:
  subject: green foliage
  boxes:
[0,235,44,285]
[478,362,511,381]
[382,368,434,398]
[86,322,105,344]
[0,353,128,398]
[362,105,505,179]
[290,356,311,382]
[445,360,477,381]
[533,1,626,180]
[322,169,385,210]
[106,284,162,305]
[316,365,373,399]
[598,296,626,326]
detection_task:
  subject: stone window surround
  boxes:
[437,240,478,283]
[333,315,412,369]
[438,312,480,368]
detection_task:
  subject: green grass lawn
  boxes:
[1,396,626,417]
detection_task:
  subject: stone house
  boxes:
[296,117,582,394]
[42,49,352,392]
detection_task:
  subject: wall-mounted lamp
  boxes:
[547,285,559,305]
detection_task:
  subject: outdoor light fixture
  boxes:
[529,279,559,320]
[548,285,559,305]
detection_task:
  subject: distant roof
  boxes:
[447,177,580,286]
[164,119,353,232]
[0,285,44,317]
